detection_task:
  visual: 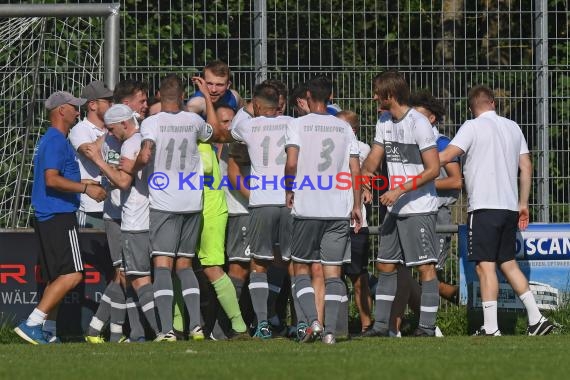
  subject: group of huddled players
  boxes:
[14,60,555,345]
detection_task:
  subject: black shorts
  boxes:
[34,213,84,282]
[343,227,370,275]
[467,209,519,263]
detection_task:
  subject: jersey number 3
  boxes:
[318,138,335,172]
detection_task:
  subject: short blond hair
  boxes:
[336,110,360,132]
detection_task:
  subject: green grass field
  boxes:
[0,336,567,380]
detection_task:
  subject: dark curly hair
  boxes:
[409,89,446,123]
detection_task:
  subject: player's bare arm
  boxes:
[439,144,464,166]
[379,146,440,207]
[186,96,205,114]
[44,169,106,202]
[518,153,532,231]
[284,145,299,208]
[361,143,384,177]
[349,156,363,233]
[82,139,134,190]
[128,139,155,175]
[360,144,384,192]
[435,161,462,191]
[227,156,250,199]
[362,187,373,204]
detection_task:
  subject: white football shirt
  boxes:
[285,113,359,219]
[140,111,213,212]
[230,106,253,130]
[373,108,438,215]
[68,118,106,212]
[450,110,529,212]
[231,115,294,207]
[120,133,149,231]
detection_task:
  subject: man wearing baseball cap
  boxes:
[14,90,107,344]
[69,80,114,229]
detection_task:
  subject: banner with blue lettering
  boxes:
[459,223,570,311]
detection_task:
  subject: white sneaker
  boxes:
[322,333,336,344]
[473,327,501,336]
[154,330,177,342]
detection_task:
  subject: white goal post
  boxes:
[0,3,120,89]
[0,3,120,229]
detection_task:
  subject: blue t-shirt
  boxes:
[326,102,341,115]
[31,127,81,221]
[192,89,239,115]
[436,134,459,162]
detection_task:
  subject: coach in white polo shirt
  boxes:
[69,80,114,228]
[440,85,554,337]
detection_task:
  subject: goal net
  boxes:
[0,16,105,228]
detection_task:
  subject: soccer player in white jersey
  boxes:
[287,81,327,329]
[439,85,554,336]
[361,71,441,337]
[135,74,247,341]
[84,104,161,340]
[285,76,362,344]
[113,78,151,339]
[230,83,293,339]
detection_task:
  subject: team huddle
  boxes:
[14,61,555,345]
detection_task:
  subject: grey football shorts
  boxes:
[122,230,151,276]
[104,218,123,268]
[290,218,351,265]
[149,209,201,258]
[248,206,291,261]
[376,212,438,267]
[226,214,251,262]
